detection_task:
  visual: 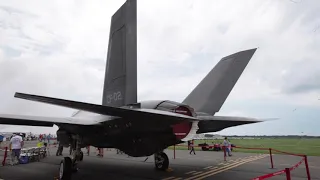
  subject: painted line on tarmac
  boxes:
[162,176,176,180]
[192,155,268,180]
[278,164,320,170]
[192,171,203,175]
[308,165,320,169]
[204,155,261,170]
[185,171,197,174]
[218,155,265,167]
[203,166,213,169]
[184,154,268,180]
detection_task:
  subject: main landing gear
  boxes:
[58,139,83,180]
[59,157,72,180]
[154,151,169,171]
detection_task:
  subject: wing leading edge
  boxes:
[0,113,101,127]
[0,93,270,130]
[0,92,197,127]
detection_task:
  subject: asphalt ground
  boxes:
[0,141,319,180]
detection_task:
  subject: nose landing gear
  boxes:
[58,138,83,180]
[59,157,72,180]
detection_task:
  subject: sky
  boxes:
[0,0,320,135]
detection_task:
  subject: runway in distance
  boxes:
[0,0,267,179]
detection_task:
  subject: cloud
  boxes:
[0,0,320,135]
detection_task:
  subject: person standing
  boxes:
[223,137,232,156]
[56,141,63,156]
[47,133,51,145]
[189,140,196,155]
[9,133,24,165]
[0,134,4,145]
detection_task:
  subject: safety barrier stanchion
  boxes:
[2,147,7,166]
[304,155,311,180]
[285,168,291,180]
[269,148,274,169]
[173,145,176,159]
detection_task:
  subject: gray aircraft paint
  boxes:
[0,0,265,157]
[183,48,257,115]
[102,0,137,107]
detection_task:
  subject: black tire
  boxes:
[154,152,169,171]
[59,157,72,180]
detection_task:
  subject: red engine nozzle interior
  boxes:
[172,106,193,140]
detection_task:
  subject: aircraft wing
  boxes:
[196,115,266,133]
[0,113,101,127]
[0,92,197,127]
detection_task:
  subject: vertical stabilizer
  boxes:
[102,0,137,107]
[182,48,257,115]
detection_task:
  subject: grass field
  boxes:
[169,138,320,156]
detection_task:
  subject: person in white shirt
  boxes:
[9,133,24,165]
[223,137,232,156]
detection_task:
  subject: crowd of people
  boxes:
[38,134,53,144]
[2,132,234,166]
[0,132,56,165]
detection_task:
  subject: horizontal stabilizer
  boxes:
[196,115,263,134]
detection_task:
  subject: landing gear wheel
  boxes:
[59,157,72,180]
[154,152,169,171]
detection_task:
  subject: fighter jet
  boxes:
[0,0,264,179]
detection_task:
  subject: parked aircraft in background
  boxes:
[0,0,265,179]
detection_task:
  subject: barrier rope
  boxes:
[173,144,311,180]
[252,157,305,180]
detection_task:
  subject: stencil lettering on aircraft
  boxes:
[106,91,122,103]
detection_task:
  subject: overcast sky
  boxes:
[0,0,319,135]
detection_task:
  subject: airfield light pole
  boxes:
[269,148,274,169]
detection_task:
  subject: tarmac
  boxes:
[0,141,319,180]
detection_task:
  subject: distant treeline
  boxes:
[204,134,320,139]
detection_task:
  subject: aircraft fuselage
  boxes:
[57,100,197,157]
